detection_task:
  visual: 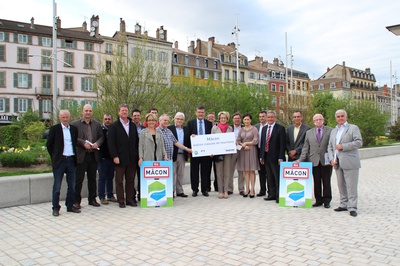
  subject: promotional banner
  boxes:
[190,132,237,157]
[140,161,173,208]
[278,162,313,208]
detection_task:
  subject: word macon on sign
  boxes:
[143,162,170,178]
[190,132,237,157]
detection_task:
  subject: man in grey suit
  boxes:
[328,109,362,217]
[298,114,333,208]
[286,110,311,162]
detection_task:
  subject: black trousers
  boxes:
[313,163,333,205]
[264,154,280,198]
[190,156,212,193]
[75,153,98,204]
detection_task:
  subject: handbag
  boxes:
[213,155,224,162]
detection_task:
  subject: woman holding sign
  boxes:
[236,114,259,198]
[211,111,233,199]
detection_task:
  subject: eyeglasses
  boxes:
[147,120,157,122]
[336,115,345,118]
[175,118,184,120]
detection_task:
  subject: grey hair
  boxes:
[174,112,185,120]
[335,109,347,117]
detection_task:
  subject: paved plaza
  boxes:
[0,154,399,266]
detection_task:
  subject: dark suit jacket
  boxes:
[168,125,190,161]
[71,119,104,164]
[186,118,212,148]
[107,118,139,166]
[46,123,78,168]
[286,123,311,161]
[259,123,286,163]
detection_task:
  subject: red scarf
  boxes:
[217,123,229,133]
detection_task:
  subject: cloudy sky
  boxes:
[2,0,400,86]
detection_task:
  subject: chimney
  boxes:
[327,67,330,72]
[30,17,35,29]
[342,61,347,80]
[365,68,371,74]
[207,37,214,57]
[120,18,126,33]
[273,58,279,66]
[90,15,99,36]
[262,60,268,68]
[188,40,194,54]
[174,41,178,49]
[196,38,202,55]
[82,21,87,31]
[227,42,235,49]
[134,23,141,34]
[157,25,167,40]
[144,30,148,37]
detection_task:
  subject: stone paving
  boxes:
[0,154,399,266]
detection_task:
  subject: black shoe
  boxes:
[89,200,100,207]
[257,193,266,197]
[275,198,279,203]
[324,203,331,208]
[249,195,255,198]
[119,203,126,208]
[126,201,137,207]
[227,191,233,195]
[192,191,198,197]
[312,203,323,207]
[67,207,81,213]
[202,191,209,197]
[73,203,81,209]
[52,209,60,216]
[350,211,357,217]
[177,193,188,198]
[264,196,276,201]
[239,191,244,196]
[334,207,348,212]
[243,193,248,198]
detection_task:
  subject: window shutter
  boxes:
[4,32,9,42]
[39,100,43,115]
[28,35,32,44]
[60,99,65,108]
[28,99,32,111]
[28,74,32,88]
[73,41,77,49]
[38,37,42,46]
[14,98,18,112]
[5,98,10,112]
[92,101,97,108]
[81,100,85,106]
[13,33,18,43]
[13,73,18,87]
[61,39,65,48]
[81,77,84,91]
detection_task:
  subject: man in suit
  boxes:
[108,104,139,208]
[46,110,80,216]
[168,112,191,198]
[286,110,311,162]
[328,109,362,217]
[259,110,286,203]
[298,114,333,208]
[132,108,146,201]
[229,112,244,195]
[187,106,213,197]
[254,110,268,197]
[72,104,104,208]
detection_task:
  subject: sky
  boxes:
[2,0,400,86]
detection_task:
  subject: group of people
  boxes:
[47,104,362,218]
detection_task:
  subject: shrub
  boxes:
[23,122,46,142]
[0,152,36,167]
[0,125,21,147]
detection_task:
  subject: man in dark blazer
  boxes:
[254,110,268,197]
[72,104,104,208]
[328,109,362,217]
[46,110,80,216]
[187,106,213,197]
[259,110,286,203]
[132,108,146,201]
[108,104,139,208]
[286,110,311,162]
[168,112,191,197]
[298,114,333,208]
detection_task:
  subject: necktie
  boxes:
[317,128,321,143]
[198,120,203,135]
[265,125,271,152]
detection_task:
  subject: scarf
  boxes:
[217,123,229,133]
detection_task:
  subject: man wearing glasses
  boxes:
[328,109,362,217]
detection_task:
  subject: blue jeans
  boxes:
[52,157,76,210]
[98,158,115,199]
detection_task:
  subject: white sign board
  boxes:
[190,132,237,157]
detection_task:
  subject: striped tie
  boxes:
[265,125,271,152]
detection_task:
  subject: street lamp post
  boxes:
[52,0,58,125]
[232,16,240,84]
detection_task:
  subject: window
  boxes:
[105,43,112,54]
[0,98,4,112]
[84,54,94,69]
[41,37,52,46]
[18,34,28,43]
[173,66,179,76]
[204,59,208,68]
[213,72,219,81]
[173,53,178,63]
[0,45,4,61]
[233,71,237,81]
[225,69,229,80]
[271,71,276,78]
[81,77,94,91]
[105,61,112,73]
[64,40,74,48]
[195,69,201,78]
[42,75,51,94]
[279,96,285,107]
[214,60,218,69]
[195,57,200,67]
[280,73,284,79]
[85,42,93,51]
[204,71,209,79]
[64,52,73,67]
[17,47,28,63]
[279,85,284,92]
[65,76,73,90]
[271,84,276,92]
[159,51,167,62]
[0,71,5,87]
[14,73,31,88]
[41,50,52,70]
[271,95,276,106]
[249,72,255,79]
[41,99,52,113]
[240,72,245,82]
[330,82,336,88]
[184,55,189,65]
[17,98,29,112]
[146,50,154,60]
[319,83,324,90]
[184,68,190,77]
[0,32,4,41]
